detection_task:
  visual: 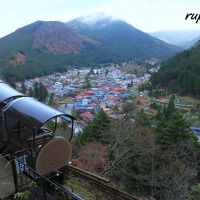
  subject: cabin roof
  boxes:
[0,82,23,103]
[3,97,75,131]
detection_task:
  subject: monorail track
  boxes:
[67,165,139,200]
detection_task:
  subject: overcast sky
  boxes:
[0,0,200,38]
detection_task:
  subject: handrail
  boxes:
[12,155,79,198]
[0,153,83,200]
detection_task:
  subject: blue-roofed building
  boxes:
[74,101,82,107]
[190,126,200,141]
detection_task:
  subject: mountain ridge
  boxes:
[0,18,181,81]
[68,18,181,59]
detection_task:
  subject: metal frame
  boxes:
[1,97,75,149]
[0,82,79,199]
[0,82,24,104]
[0,153,81,200]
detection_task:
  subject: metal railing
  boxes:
[0,152,83,200]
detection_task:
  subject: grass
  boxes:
[159,95,200,107]
[65,178,96,200]
[63,97,73,102]
[178,96,200,106]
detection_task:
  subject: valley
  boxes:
[1,8,200,199]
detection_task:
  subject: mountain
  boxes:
[180,35,200,49]
[0,17,181,81]
[151,41,200,97]
[151,30,200,48]
[0,21,101,80]
[68,16,181,60]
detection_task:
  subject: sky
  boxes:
[0,0,200,38]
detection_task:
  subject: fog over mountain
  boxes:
[68,15,181,58]
[151,30,200,48]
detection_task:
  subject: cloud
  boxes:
[0,0,200,38]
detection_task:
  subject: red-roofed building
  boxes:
[104,97,119,102]
[80,112,94,122]
[109,88,126,92]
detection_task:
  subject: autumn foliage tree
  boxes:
[77,109,111,144]
[103,107,200,199]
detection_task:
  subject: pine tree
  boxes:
[21,82,27,94]
[92,109,111,140]
[89,68,95,75]
[136,109,150,126]
[33,82,39,99]
[79,109,111,143]
[39,81,48,102]
[83,76,91,89]
[28,87,34,97]
[167,96,175,113]
[105,69,109,75]
[157,110,195,147]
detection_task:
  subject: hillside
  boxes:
[151,41,200,97]
[0,21,101,81]
[0,18,181,81]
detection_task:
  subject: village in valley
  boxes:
[20,59,160,134]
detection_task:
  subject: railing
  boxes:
[1,150,138,200]
[68,165,138,200]
[0,152,83,200]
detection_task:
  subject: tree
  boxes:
[189,184,200,200]
[78,109,111,143]
[105,69,109,76]
[38,81,48,102]
[165,96,176,118]
[127,83,132,88]
[48,93,56,106]
[92,109,111,141]
[32,81,48,101]
[103,118,158,197]
[136,109,150,126]
[21,82,27,94]
[28,87,34,97]
[88,68,95,75]
[103,115,200,199]
[122,101,135,113]
[134,68,138,76]
[157,110,195,147]
[82,75,91,89]
[10,81,16,89]
[33,82,39,99]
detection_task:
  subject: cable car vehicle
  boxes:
[0,81,76,198]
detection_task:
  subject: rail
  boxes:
[1,152,139,200]
[68,165,139,200]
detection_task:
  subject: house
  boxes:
[80,112,94,122]
[143,105,150,111]
[109,114,122,120]
[109,88,126,93]
[190,126,200,141]
[74,101,83,107]
[100,102,106,109]
[81,98,90,106]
